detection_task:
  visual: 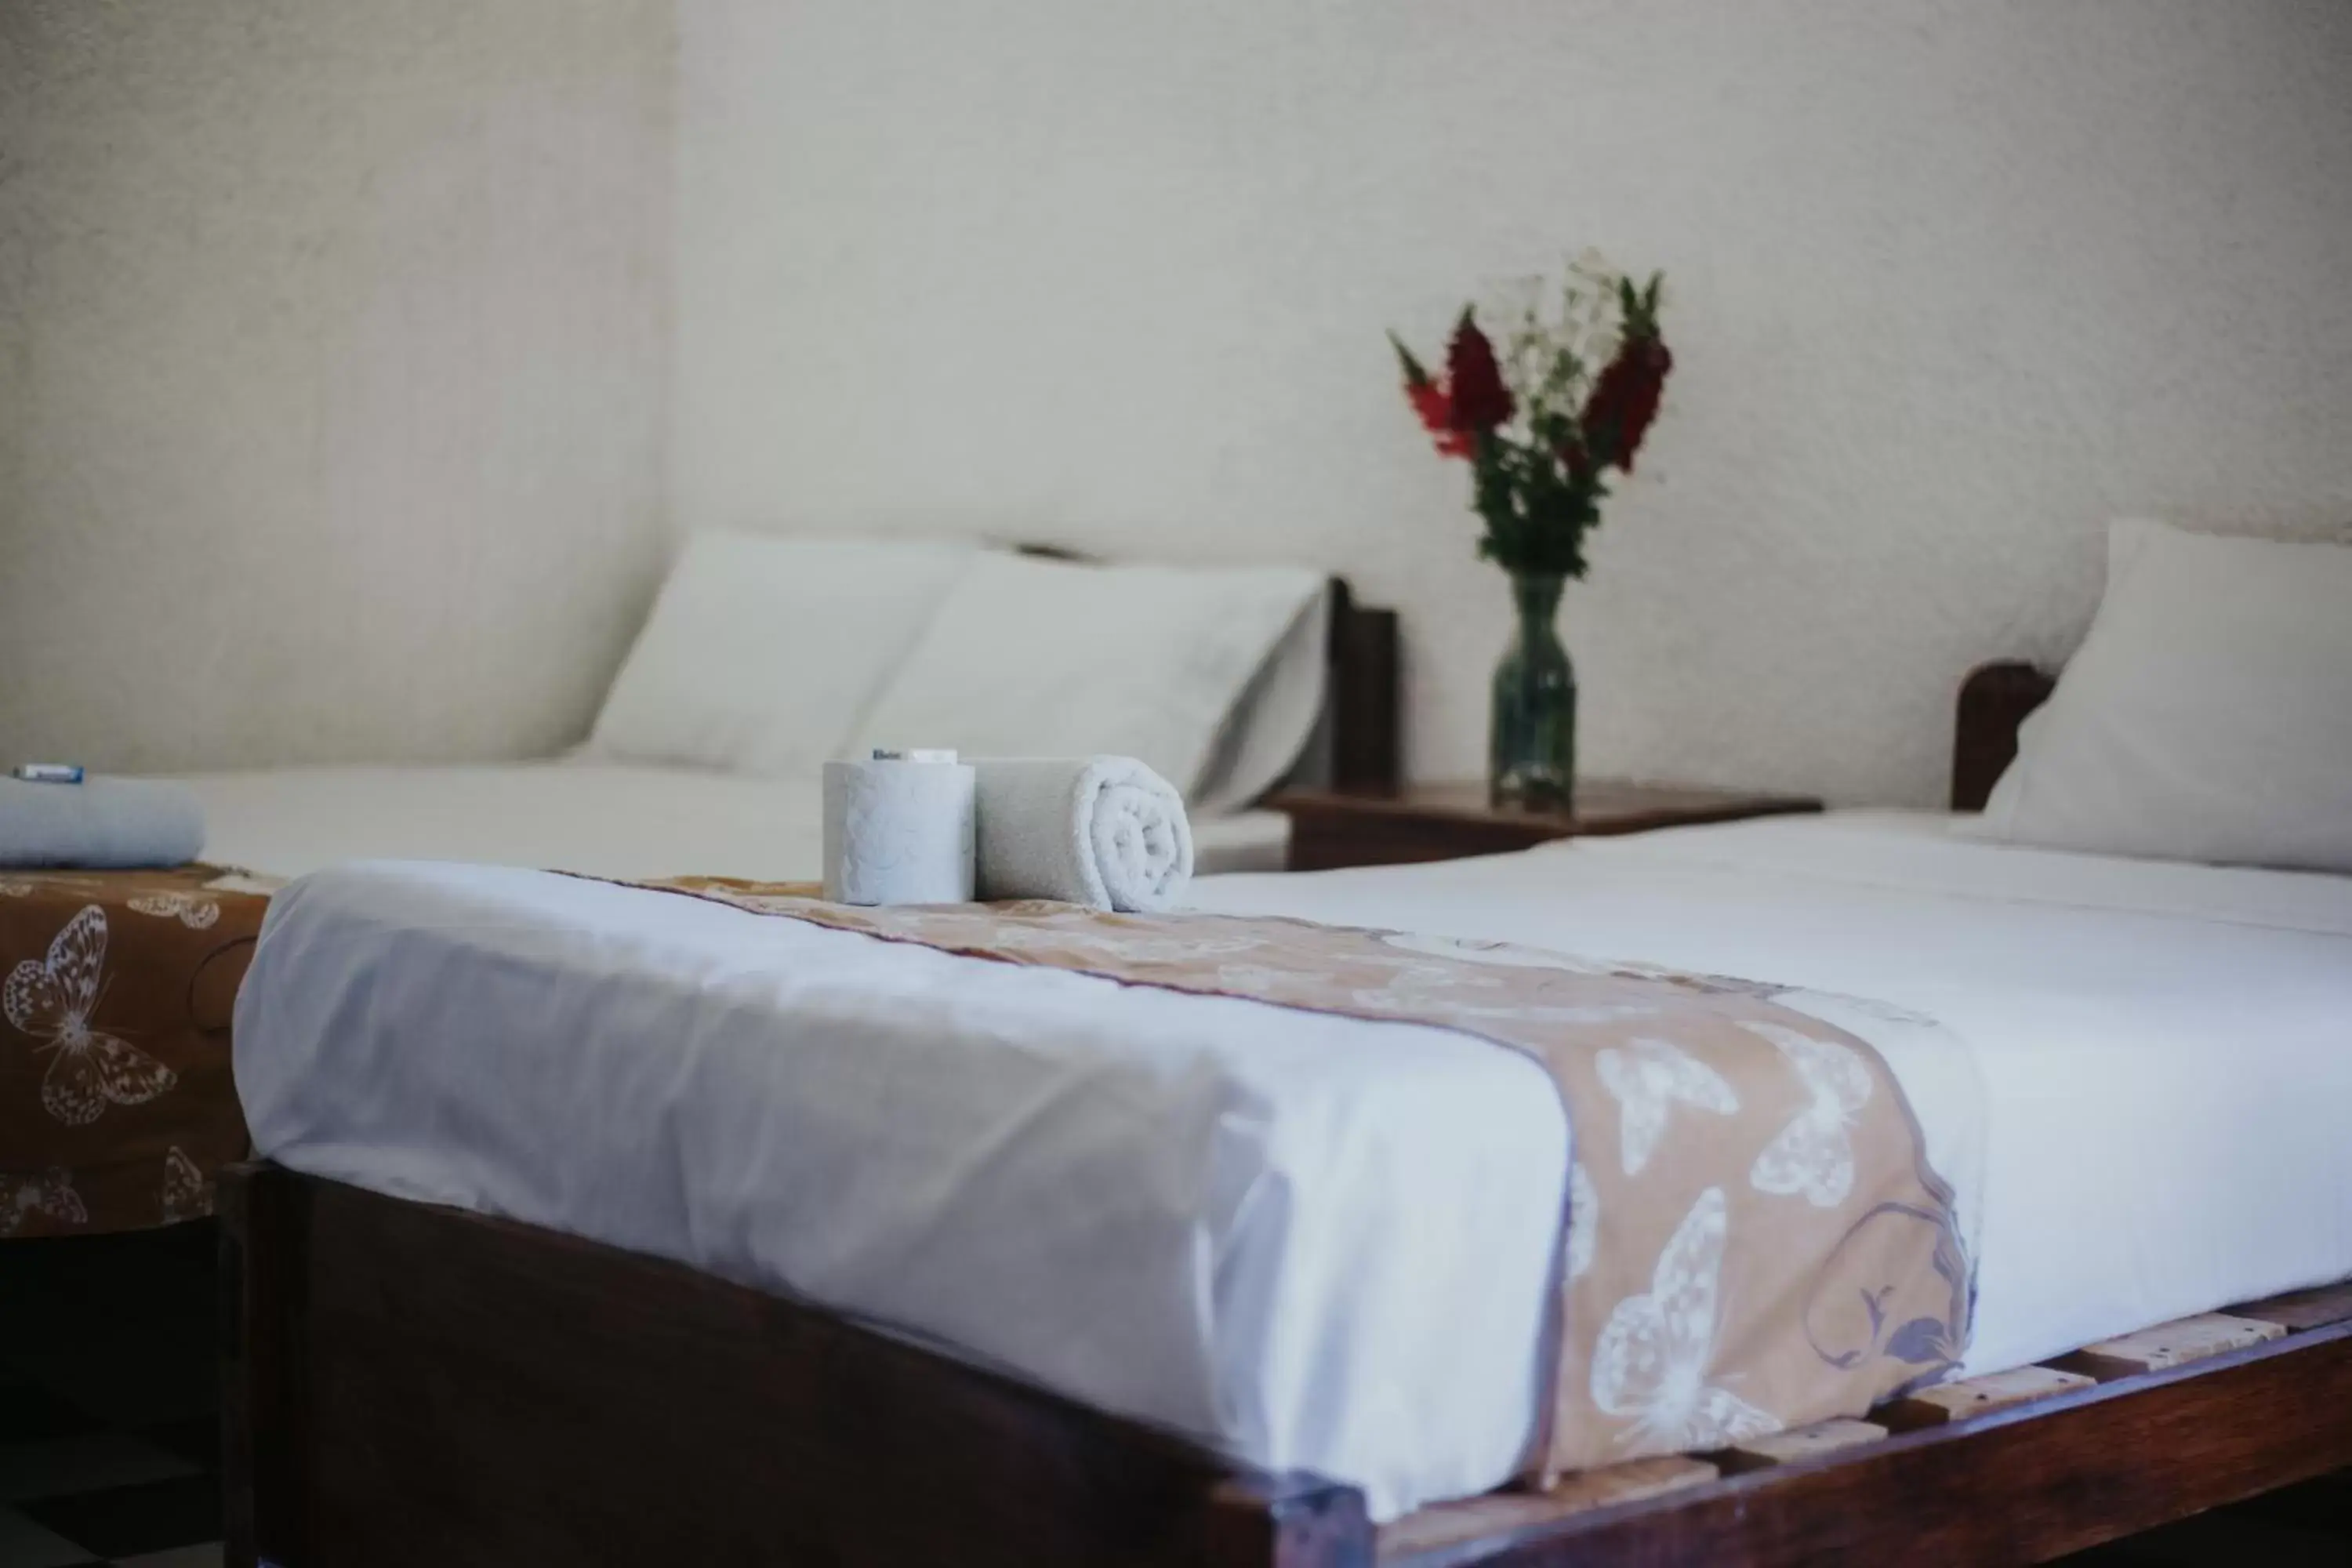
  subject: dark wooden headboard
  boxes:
[1951,661,2056,811]
[1317,580,1400,794]
[1013,543,1401,796]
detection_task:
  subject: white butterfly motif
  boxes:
[1741,1021,1874,1207]
[4,906,176,1125]
[1065,932,1263,964]
[1566,1161,1599,1280]
[127,891,220,930]
[0,1167,88,1236]
[161,1145,212,1221]
[1590,1186,1781,1450]
[1595,1036,1739,1175]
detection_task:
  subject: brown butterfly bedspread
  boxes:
[1,869,270,1236]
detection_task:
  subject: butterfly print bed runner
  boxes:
[618,877,1975,1476]
[0,868,269,1236]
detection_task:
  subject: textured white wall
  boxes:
[0,0,674,771]
[674,0,2352,804]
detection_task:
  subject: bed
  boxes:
[1,543,1399,1240]
[172,760,1300,882]
[220,644,2352,1566]
[168,542,1405,887]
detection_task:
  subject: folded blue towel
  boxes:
[0,775,205,869]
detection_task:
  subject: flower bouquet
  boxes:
[1391,259,1672,809]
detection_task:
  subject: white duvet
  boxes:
[232,811,2352,1522]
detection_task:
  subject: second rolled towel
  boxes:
[972,756,1193,913]
[0,773,206,869]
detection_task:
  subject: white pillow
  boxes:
[849,552,1328,800]
[1191,586,1331,815]
[587,531,982,777]
[1976,519,2352,873]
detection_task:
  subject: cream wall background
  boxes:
[0,0,673,771]
[6,2,2348,799]
[673,0,2352,804]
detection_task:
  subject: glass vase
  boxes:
[1489,570,1577,811]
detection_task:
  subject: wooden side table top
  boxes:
[1271,780,1823,871]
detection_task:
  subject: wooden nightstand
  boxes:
[1272,781,1822,871]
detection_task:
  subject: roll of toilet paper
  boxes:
[822,752,977,906]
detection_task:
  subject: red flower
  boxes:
[1443,309,1515,432]
[1581,332,1671,474]
[1406,382,1475,457]
[1392,332,1477,458]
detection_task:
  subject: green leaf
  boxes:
[1388,330,1432,387]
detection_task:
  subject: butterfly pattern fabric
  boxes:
[1590,1188,1780,1449]
[128,891,221,930]
[5,906,176,1125]
[611,873,1977,1477]
[1596,1036,1740,1175]
[1743,1020,1874,1207]
[161,1145,212,1221]
[0,1167,87,1236]
[2,867,268,1237]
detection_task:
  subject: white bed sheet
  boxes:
[170,762,1291,880]
[232,811,2352,1523]
[1203,811,2352,1389]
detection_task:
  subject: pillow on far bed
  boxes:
[848,550,1327,800]
[587,531,982,777]
[1975,519,2352,873]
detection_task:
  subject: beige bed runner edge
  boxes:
[612,875,1973,1478]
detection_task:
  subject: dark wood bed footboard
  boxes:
[225,1160,2352,1567]
[218,1163,1368,1568]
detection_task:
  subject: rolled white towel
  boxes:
[971,756,1193,913]
[0,775,206,869]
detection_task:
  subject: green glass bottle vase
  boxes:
[1489,570,1577,811]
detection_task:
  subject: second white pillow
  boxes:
[1976,519,2352,873]
[850,552,1328,800]
[587,531,982,778]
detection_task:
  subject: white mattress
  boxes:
[170,761,1292,879]
[232,811,2352,1522]
[1205,813,2352,1390]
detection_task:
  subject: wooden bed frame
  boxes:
[1308,579,1403,797]
[222,659,2352,1567]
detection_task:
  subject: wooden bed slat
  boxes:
[1715,1418,1887,1475]
[1381,1322,2352,1566]
[2227,1283,2352,1334]
[1376,1457,1716,1560]
[1878,1366,2095,1431]
[2049,1313,2285,1381]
